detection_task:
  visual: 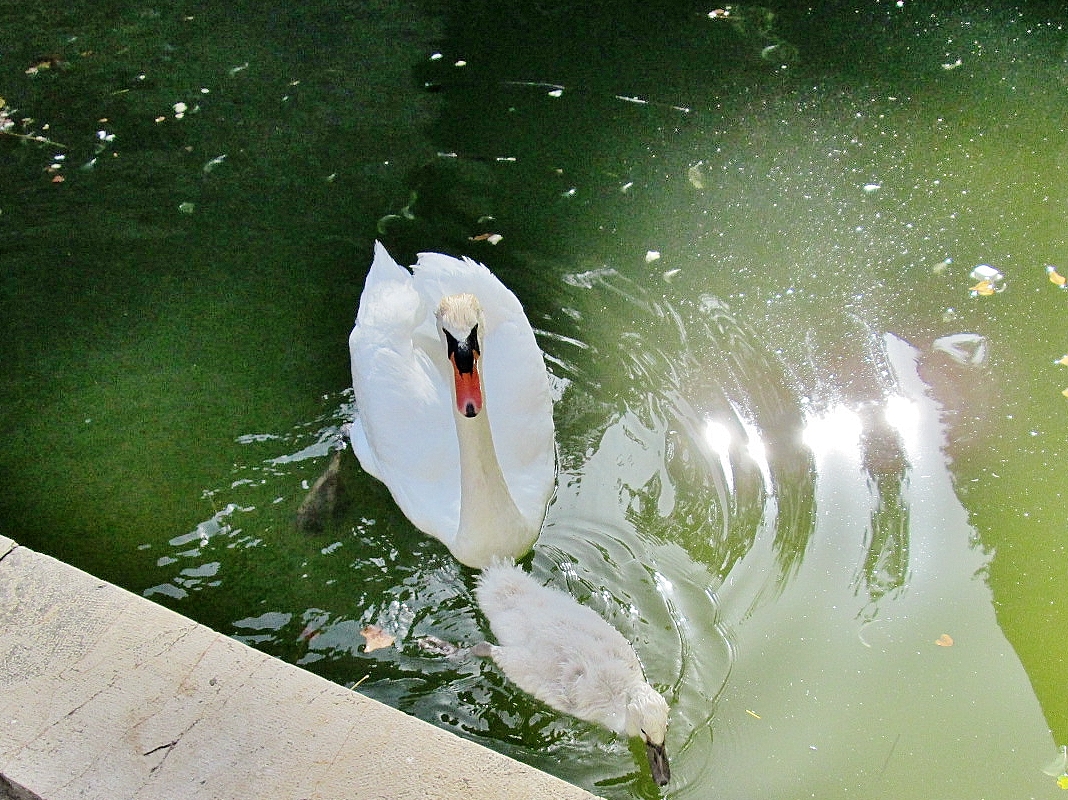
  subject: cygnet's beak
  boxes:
[645,739,670,787]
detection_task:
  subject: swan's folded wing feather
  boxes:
[349,244,462,544]
[482,314,557,523]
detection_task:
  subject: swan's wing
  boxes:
[414,251,557,526]
[349,243,461,541]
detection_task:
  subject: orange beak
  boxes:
[450,351,483,418]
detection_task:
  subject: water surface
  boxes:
[2,2,1066,798]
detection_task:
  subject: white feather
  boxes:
[348,243,556,567]
[475,562,670,783]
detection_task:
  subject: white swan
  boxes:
[348,242,556,568]
[473,562,671,786]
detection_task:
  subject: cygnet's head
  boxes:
[437,294,485,418]
[626,683,670,786]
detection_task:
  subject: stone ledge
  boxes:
[0,535,595,800]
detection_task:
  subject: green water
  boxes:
[2,1,1067,797]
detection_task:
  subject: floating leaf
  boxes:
[360,624,395,652]
[1048,265,1067,287]
[969,264,1005,295]
[935,633,954,647]
[469,232,503,244]
[1058,775,1068,790]
[1062,388,1068,399]
[1057,356,1068,367]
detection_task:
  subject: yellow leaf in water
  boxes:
[1057,356,1068,367]
[969,280,995,296]
[1057,774,1068,790]
[1061,388,1068,399]
[1048,266,1067,287]
[360,625,395,652]
[935,633,954,647]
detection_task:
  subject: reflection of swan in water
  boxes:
[472,562,671,786]
[348,243,556,568]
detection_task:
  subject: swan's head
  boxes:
[437,293,486,418]
[625,683,670,786]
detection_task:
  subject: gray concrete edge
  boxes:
[0,535,596,800]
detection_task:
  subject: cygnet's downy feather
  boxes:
[474,562,670,786]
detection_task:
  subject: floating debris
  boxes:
[202,154,227,173]
[968,264,1005,296]
[25,54,66,76]
[376,190,418,234]
[932,257,953,274]
[1047,265,1066,288]
[688,163,706,189]
[360,624,395,653]
[417,634,462,657]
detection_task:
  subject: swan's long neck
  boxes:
[451,407,535,567]
[437,292,538,568]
